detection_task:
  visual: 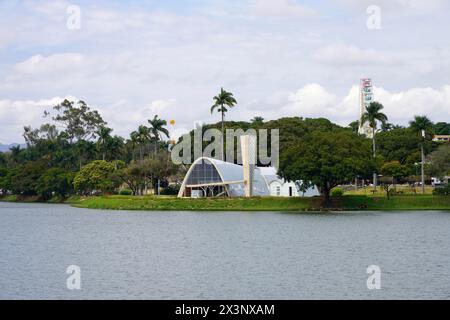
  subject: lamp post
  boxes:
[421,129,425,194]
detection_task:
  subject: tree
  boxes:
[74,139,96,170]
[409,115,434,193]
[148,115,169,155]
[0,152,6,168]
[144,151,179,192]
[96,126,113,161]
[279,130,374,205]
[23,124,59,146]
[112,152,179,195]
[348,120,359,133]
[250,116,264,126]
[9,145,24,166]
[380,161,409,191]
[427,143,450,179]
[210,88,237,160]
[9,161,48,196]
[360,101,388,189]
[376,127,423,165]
[0,165,8,195]
[131,125,152,161]
[434,122,450,135]
[45,99,106,143]
[36,168,74,200]
[73,160,116,195]
[112,161,146,195]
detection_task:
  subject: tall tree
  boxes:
[427,143,450,180]
[45,99,106,143]
[279,130,374,205]
[8,145,25,167]
[96,126,113,161]
[148,115,169,155]
[409,115,434,193]
[131,125,152,161]
[210,88,237,160]
[360,101,388,189]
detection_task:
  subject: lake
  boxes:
[0,202,449,299]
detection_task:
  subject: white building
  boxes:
[178,156,319,198]
[358,78,374,138]
[259,167,319,197]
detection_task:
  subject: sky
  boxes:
[0,0,449,143]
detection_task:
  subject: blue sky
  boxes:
[0,0,449,143]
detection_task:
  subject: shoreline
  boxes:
[2,195,449,212]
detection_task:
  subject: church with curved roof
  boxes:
[177,156,319,198]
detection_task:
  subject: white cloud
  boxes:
[247,84,450,127]
[1,84,449,143]
[252,0,316,17]
[0,97,72,144]
[14,53,84,74]
[0,1,449,143]
[287,84,338,114]
[335,0,448,14]
[313,45,397,66]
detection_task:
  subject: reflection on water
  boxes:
[0,202,449,299]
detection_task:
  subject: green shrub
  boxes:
[119,188,133,195]
[161,184,180,195]
[331,187,344,197]
[433,183,450,196]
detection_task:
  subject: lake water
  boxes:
[0,202,449,299]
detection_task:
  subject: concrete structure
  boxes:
[241,135,256,197]
[358,78,374,138]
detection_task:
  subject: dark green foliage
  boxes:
[434,122,450,135]
[427,144,450,179]
[433,184,450,196]
[376,128,424,164]
[8,161,48,195]
[119,188,133,195]
[161,184,181,195]
[331,188,344,197]
[36,168,74,200]
[279,130,374,204]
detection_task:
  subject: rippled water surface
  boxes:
[0,202,449,299]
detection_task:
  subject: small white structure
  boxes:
[259,167,320,197]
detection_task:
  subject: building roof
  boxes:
[178,157,272,197]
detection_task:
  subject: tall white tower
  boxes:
[240,135,256,197]
[358,78,374,138]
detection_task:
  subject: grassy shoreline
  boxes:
[2,194,450,211]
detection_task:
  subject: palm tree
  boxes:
[96,126,113,161]
[250,116,264,126]
[129,132,139,161]
[9,145,22,166]
[409,115,434,194]
[131,125,152,161]
[211,88,237,160]
[148,115,169,155]
[361,101,388,189]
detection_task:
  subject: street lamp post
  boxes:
[421,130,425,194]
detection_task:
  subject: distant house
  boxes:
[432,135,450,142]
[258,167,319,197]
